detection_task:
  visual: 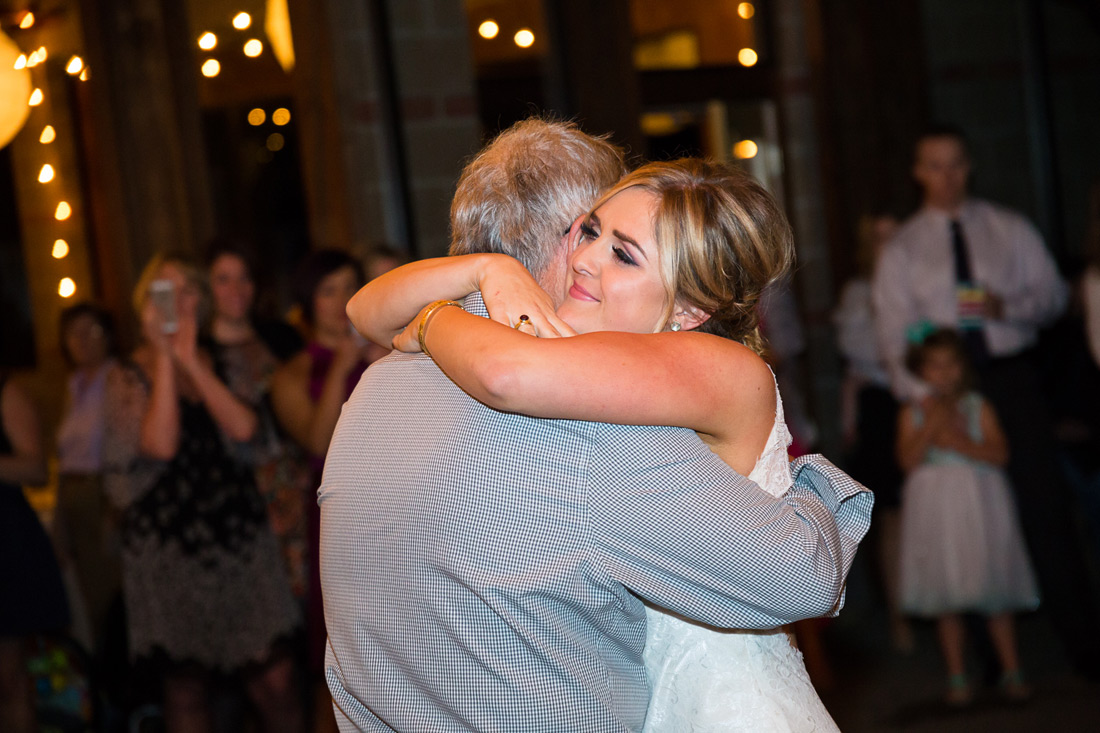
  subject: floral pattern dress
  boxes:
[103,360,300,671]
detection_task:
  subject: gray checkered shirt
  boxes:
[320,296,872,732]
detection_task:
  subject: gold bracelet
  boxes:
[417,300,463,357]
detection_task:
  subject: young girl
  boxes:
[896,328,1039,704]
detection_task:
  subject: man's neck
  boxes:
[923,196,968,218]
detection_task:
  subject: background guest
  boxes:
[52,303,122,660]
[833,213,909,651]
[103,252,302,733]
[870,125,1100,676]
[207,242,310,601]
[270,248,368,732]
[0,374,70,733]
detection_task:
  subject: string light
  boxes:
[40,125,56,144]
[247,108,265,125]
[266,132,284,151]
[79,67,89,81]
[19,12,35,29]
[514,29,535,48]
[233,12,251,30]
[478,20,499,39]
[52,239,69,259]
[38,164,55,183]
[738,48,758,66]
[66,56,84,75]
[243,39,263,57]
[28,88,44,106]
[201,59,221,77]
[59,278,76,298]
[55,201,72,220]
[272,108,291,126]
[738,3,755,20]
[14,54,27,70]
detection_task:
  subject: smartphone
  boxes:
[149,279,179,334]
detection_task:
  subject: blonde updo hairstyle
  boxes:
[589,158,794,354]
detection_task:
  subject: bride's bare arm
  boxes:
[346,253,572,347]
[412,305,775,443]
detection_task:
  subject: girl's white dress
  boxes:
[898,392,1039,616]
[642,384,839,732]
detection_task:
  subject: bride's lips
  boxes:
[569,282,598,302]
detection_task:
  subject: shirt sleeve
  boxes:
[871,241,929,402]
[998,214,1068,327]
[586,425,873,630]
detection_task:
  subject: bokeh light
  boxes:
[738,48,758,67]
[478,20,499,39]
[201,59,221,77]
[514,29,535,48]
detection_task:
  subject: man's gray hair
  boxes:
[449,118,626,275]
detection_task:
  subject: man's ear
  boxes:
[673,300,710,331]
[564,215,585,251]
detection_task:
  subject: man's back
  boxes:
[321,302,869,732]
[322,348,649,731]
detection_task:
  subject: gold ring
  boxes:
[513,315,531,329]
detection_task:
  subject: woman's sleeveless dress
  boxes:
[642,383,839,732]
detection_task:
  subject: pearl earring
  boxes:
[670,321,682,332]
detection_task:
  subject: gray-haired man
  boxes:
[320,119,871,732]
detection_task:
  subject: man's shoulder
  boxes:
[967,199,1039,238]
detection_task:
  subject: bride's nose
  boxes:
[570,238,598,276]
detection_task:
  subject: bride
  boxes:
[349,158,841,732]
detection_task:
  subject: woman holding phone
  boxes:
[103,253,302,732]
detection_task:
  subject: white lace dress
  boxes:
[642,385,840,732]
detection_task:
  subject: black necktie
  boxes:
[951,219,991,366]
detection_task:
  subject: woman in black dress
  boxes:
[0,374,69,732]
[103,253,302,732]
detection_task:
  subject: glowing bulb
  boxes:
[738,48,758,67]
[738,3,755,20]
[271,108,290,126]
[20,12,34,29]
[38,164,55,183]
[52,239,69,259]
[266,132,285,151]
[198,32,217,50]
[79,67,89,81]
[59,278,76,298]
[233,12,252,30]
[34,46,47,64]
[243,39,263,57]
[40,125,56,143]
[478,20,499,39]
[66,56,84,75]
[14,54,27,70]
[26,49,43,67]
[733,140,759,159]
[55,201,72,220]
[28,88,43,106]
[201,59,221,77]
[514,29,535,48]
[247,108,266,125]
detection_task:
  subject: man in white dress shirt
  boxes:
[873,126,1100,678]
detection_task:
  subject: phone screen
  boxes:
[149,279,179,334]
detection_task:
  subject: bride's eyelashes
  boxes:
[580,220,638,266]
[613,247,636,266]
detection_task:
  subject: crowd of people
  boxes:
[2,117,1098,732]
[834,126,1100,704]
[1,245,401,732]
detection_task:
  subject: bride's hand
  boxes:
[479,256,576,339]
